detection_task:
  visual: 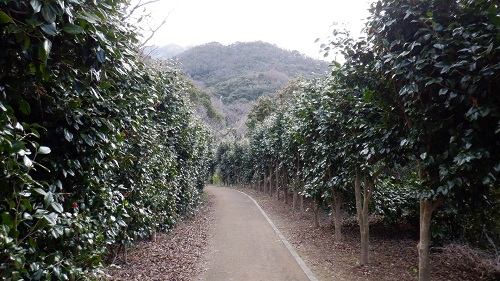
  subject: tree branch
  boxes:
[140,11,170,48]
[125,0,162,20]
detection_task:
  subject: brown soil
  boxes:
[103,185,500,281]
[103,192,215,281]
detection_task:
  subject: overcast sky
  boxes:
[134,0,374,60]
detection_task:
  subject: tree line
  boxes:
[216,1,499,280]
[0,0,214,279]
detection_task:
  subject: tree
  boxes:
[365,0,500,279]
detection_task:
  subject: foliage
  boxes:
[366,0,500,245]
[245,96,275,130]
[174,41,330,103]
[214,0,499,278]
[0,0,213,279]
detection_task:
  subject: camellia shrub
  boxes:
[0,0,213,279]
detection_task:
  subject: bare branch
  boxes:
[125,0,162,20]
[140,10,171,48]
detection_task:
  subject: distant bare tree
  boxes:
[124,0,171,49]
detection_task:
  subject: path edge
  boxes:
[236,190,319,281]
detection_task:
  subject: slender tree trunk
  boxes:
[418,199,440,281]
[276,164,280,200]
[354,170,372,265]
[292,190,298,211]
[417,161,443,281]
[284,176,289,205]
[271,166,275,196]
[330,188,343,242]
[264,171,268,193]
[313,197,320,228]
[300,187,305,217]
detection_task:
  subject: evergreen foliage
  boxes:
[0,0,213,279]
[216,1,499,280]
[174,41,330,103]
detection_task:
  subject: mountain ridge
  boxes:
[151,41,330,104]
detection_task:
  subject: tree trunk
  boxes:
[418,197,443,280]
[263,172,268,193]
[300,189,305,217]
[269,166,273,196]
[417,160,443,281]
[284,176,289,205]
[275,164,280,200]
[354,170,372,265]
[292,190,298,212]
[313,197,320,228]
[330,188,343,242]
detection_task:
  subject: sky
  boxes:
[133,0,374,60]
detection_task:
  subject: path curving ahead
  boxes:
[199,186,317,281]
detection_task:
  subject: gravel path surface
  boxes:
[198,186,313,281]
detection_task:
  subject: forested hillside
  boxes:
[173,41,329,103]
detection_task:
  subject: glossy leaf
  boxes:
[38,146,51,154]
[40,23,57,35]
[62,24,84,34]
[0,11,13,23]
[38,39,52,63]
[30,0,42,13]
[41,4,57,23]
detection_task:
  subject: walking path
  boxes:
[198,186,317,281]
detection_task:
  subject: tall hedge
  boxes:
[0,0,213,279]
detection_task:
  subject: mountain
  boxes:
[172,41,330,103]
[144,44,191,60]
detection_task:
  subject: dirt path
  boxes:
[198,186,316,281]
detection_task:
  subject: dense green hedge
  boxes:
[0,0,213,279]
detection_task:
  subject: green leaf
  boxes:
[96,48,106,63]
[41,4,56,23]
[78,11,101,24]
[30,0,42,13]
[38,146,51,154]
[23,155,33,168]
[63,128,73,141]
[0,101,7,112]
[0,11,14,23]
[19,99,31,114]
[50,202,63,213]
[80,133,95,146]
[44,192,54,208]
[31,187,47,196]
[439,88,448,96]
[1,213,11,224]
[38,38,52,63]
[63,23,84,34]
[21,36,31,51]
[40,23,57,35]
[433,43,445,49]
[43,213,57,226]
